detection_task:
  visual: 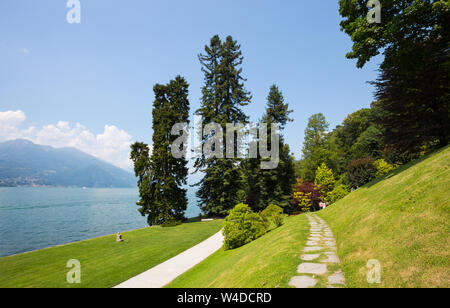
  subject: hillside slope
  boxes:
[0,139,135,187]
[167,214,310,288]
[166,147,449,288]
[318,146,450,288]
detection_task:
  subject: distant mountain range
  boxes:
[0,139,136,188]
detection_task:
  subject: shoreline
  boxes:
[0,187,202,258]
[0,218,210,259]
[0,225,152,259]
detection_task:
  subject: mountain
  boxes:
[0,139,136,188]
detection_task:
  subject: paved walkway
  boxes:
[289,213,346,288]
[114,230,224,288]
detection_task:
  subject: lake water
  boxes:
[0,187,201,257]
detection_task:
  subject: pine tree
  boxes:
[130,76,190,225]
[245,85,296,212]
[263,85,293,130]
[195,35,252,216]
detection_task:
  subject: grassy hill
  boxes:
[167,146,449,288]
[0,220,222,288]
[317,146,450,288]
[167,214,310,288]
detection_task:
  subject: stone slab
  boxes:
[328,271,346,285]
[289,276,317,288]
[322,254,340,263]
[301,254,321,261]
[297,263,328,275]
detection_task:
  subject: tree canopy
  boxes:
[339,0,449,68]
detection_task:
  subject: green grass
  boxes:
[3,147,447,289]
[0,220,223,288]
[166,214,310,288]
[317,146,450,288]
[166,147,449,288]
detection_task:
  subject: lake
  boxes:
[0,187,201,257]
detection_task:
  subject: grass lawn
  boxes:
[318,146,450,288]
[0,220,222,288]
[166,214,310,288]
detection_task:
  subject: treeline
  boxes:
[293,107,395,212]
[131,35,296,225]
[131,1,448,225]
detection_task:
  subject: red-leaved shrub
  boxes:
[346,156,377,188]
[290,180,325,213]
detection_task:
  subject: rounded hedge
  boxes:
[261,204,284,227]
[223,203,266,250]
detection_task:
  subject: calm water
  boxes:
[0,187,201,257]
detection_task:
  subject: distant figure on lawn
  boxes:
[319,201,327,210]
[116,232,123,242]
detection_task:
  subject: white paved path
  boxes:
[114,230,224,288]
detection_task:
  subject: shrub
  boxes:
[272,213,284,228]
[327,184,350,204]
[261,204,284,228]
[290,179,325,212]
[346,156,377,188]
[374,159,399,177]
[292,191,312,213]
[223,203,266,250]
[161,217,183,228]
[314,163,335,192]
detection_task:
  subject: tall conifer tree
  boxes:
[195,35,251,216]
[130,76,190,225]
[245,85,295,211]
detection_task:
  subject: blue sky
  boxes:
[0,0,381,171]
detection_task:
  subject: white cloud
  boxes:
[0,110,134,170]
[0,110,32,141]
[0,110,26,125]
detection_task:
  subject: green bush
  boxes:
[261,204,284,228]
[161,218,183,228]
[346,156,377,188]
[327,184,350,204]
[272,213,284,228]
[223,203,266,250]
[374,159,399,177]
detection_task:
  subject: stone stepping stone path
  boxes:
[289,276,317,288]
[289,214,346,288]
[297,263,328,275]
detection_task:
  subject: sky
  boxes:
[0,0,382,172]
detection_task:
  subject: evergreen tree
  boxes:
[130,76,190,225]
[315,163,335,192]
[263,85,293,130]
[195,35,251,216]
[245,85,296,212]
[339,0,449,161]
[299,113,330,182]
[372,41,449,162]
